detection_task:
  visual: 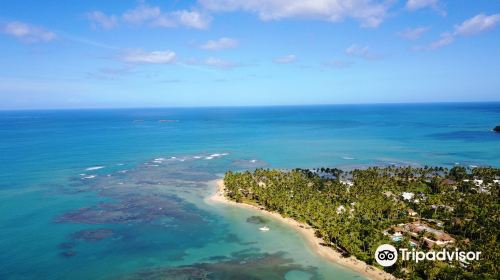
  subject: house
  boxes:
[383,191,393,197]
[401,192,414,201]
[431,204,454,212]
[441,179,457,186]
[383,225,405,242]
[407,208,418,216]
[406,222,455,247]
[340,180,353,187]
[392,226,404,237]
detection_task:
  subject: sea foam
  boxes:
[86,166,105,171]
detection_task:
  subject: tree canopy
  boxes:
[224,166,499,279]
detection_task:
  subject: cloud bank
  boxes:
[198,0,392,28]
[88,3,211,30]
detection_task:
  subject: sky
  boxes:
[0,0,499,109]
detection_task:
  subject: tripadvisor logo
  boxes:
[375,244,481,267]
[375,244,398,267]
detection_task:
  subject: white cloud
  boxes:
[406,0,445,16]
[454,13,500,36]
[199,0,392,28]
[345,44,379,59]
[416,13,500,51]
[121,49,176,64]
[121,3,210,29]
[122,4,161,24]
[204,57,235,68]
[2,21,56,43]
[414,32,453,51]
[151,15,177,28]
[274,54,296,64]
[397,26,429,40]
[183,57,237,69]
[86,3,211,30]
[406,0,438,10]
[86,11,118,30]
[201,37,239,50]
[172,10,211,29]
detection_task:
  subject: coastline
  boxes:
[206,179,396,280]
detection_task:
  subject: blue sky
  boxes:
[0,0,499,109]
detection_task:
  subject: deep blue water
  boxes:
[0,103,499,279]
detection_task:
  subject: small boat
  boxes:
[259,226,270,231]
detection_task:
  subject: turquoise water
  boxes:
[0,103,499,279]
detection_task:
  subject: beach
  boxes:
[207,179,397,280]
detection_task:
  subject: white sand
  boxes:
[207,179,397,280]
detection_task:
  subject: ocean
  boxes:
[0,103,499,279]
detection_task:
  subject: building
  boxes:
[407,208,418,216]
[406,222,455,247]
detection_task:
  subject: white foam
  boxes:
[170,156,177,159]
[86,166,104,171]
[342,156,355,160]
[118,170,128,173]
[82,175,96,179]
[155,157,166,161]
[150,164,159,167]
[116,163,124,166]
[204,153,229,159]
[250,159,257,163]
[193,156,202,159]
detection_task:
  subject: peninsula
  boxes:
[215,166,499,279]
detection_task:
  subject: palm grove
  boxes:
[223,166,499,279]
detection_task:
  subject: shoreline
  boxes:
[206,179,396,280]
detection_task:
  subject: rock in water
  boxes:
[246,215,268,224]
[60,251,76,258]
[71,229,113,241]
[494,126,500,132]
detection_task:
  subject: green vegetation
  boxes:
[224,166,499,279]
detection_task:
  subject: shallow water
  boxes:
[0,104,499,279]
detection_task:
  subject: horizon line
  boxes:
[1,100,499,112]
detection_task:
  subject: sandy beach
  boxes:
[207,179,397,280]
